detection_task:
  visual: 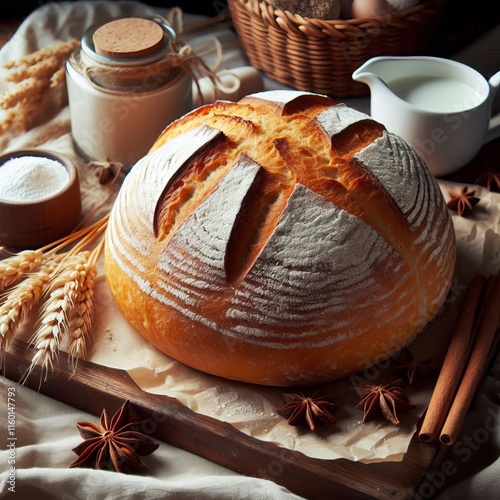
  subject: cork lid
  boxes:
[93,17,165,59]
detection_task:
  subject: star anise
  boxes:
[70,400,159,473]
[446,186,480,217]
[354,380,415,425]
[276,391,336,431]
[87,158,124,184]
[393,348,436,386]
[475,170,500,192]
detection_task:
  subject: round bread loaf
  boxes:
[105,90,455,386]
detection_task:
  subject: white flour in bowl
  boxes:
[0,156,69,202]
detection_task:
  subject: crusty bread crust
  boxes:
[105,90,455,386]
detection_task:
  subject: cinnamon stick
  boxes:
[439,274,500,445]
[418,273,486,443]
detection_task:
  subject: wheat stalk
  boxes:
[0,255,62,362]
[67,239,103,369]
[0,249,44,293]
[24,251,91,381]
[23,219,108,380]
[7,55,69,84]
[0,38,78,134]
[3,39,79,71]
[66,269,95,367]
[0,214,108,289]
[0,77,48,109]
[0,215,109,382]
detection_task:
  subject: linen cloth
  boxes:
[0,2,499,499]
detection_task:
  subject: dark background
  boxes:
[1,0,499,58]
[1,1,226,19]
[2,1,224,17]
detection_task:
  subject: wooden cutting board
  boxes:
[4,338,445,500]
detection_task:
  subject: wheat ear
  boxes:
[0,249,44,293]
[67,240,104,369]
[0,255,63,361]
[3,39,79,71]
[24,251,91,381]
[0,38,78,134]
[0,215,108,295]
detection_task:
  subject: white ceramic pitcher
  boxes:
[352,56,500,176]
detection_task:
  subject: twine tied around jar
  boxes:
[73,9,241,99]
[166,37,241,103]
[166,7,241,102]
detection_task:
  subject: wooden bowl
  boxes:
[0,149,82,250]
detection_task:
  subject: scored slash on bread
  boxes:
[152,93,409,286]
[105,90,455,386]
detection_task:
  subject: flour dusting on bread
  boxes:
[105,90,455,386]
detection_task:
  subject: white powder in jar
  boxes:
[0,156,69,202]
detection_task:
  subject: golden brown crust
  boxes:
[105,90,456,386]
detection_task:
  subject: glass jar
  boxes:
[65,16,193,170]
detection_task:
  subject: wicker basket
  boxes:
[227,0,447,97]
